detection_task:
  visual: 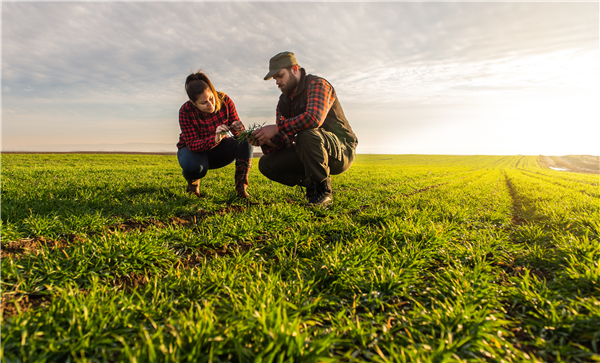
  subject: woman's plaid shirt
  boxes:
[262,77,336,154]
[176,94,244,152]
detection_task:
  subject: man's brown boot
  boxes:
[187,179,201,198]
[235,159,251,198]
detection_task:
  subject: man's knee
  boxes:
[259,153,284,182]
[258,155,271,178]
[258,152,302,186]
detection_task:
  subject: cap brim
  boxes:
[264,69,280,81]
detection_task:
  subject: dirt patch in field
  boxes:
[1,234,85,258]
[109,218,166,232]
[108,206,248,233]
[177,231,274,267]
[112,272,150,290]
[194,205,247,218]
[178,240,257,268]
[1,238,45,257]
[539,155,599,174]
[1,293,52,318]
[510,326,541,360]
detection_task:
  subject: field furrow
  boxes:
[518,170,600,197]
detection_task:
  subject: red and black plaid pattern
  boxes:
[262,78,336,154]
[176,94,244,152]
[235,159,252,197]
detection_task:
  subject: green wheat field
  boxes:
[1,153,599,362]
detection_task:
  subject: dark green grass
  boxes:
[1,154,598,362]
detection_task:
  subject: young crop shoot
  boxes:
[218,122,265,143]
[235,122,266,144]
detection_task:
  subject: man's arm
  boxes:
[277,78,336,146]
[251,79,335,153]
[249,106,286,153]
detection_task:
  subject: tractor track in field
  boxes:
[520,169,599,187]
[502,171,553,277]
[348,182,447,216]
[485,155,514,169]
[518,170,600,197]
[346,169,489,216]
[498,172,555,360]
[503,172,527,227]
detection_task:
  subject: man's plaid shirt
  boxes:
[262,78,336,154]
[176,94,244,152]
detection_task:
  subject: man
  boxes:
[250,51,358,206]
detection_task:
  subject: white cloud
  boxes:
[2,2,598,154]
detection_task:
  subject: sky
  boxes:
[2,1,599,155]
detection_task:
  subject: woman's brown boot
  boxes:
[234,159,251,198]
[186,179,201,198]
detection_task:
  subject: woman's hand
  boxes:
[248,136,262,147]
[249,138,276,147]
[230,121,244,134]
[215,124,230,143]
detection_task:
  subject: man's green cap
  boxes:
[264,51,298,80]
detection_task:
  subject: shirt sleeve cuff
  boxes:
[261,134,286,154]
[280,133,293,148]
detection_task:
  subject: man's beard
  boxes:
[280,76,299,96]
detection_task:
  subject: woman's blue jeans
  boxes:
[177,137,253,181]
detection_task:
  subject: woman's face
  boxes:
[193,89,215,113]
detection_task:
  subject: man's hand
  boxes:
[215,124,230,143]
[248,135,262,147]
[252,125,279,145]
[230,121,244,134]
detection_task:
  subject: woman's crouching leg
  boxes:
[177,147,209,197]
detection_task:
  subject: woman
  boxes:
[176,71,253,198]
